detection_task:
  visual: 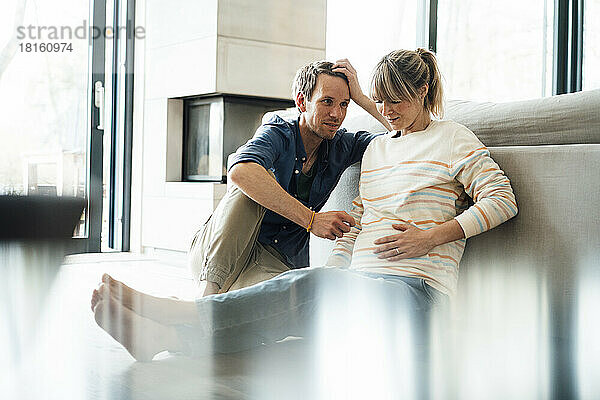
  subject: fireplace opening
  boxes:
[182,94,294,182]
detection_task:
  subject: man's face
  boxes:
[297,74,350,140]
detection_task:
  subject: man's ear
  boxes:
[295,92,307,113]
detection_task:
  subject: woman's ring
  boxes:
[395,248,400,255]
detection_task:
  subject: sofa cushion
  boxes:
[445,90,600,146]
[459,144,600,285]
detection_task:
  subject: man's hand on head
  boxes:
[332,58,393,131]
[332,59,365,104]
[310,211,355,240]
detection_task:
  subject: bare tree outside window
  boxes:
[0,0,27,83]
[0,0,89,201]
[436,0,554,102]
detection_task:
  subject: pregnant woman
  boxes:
[91,48,517,361]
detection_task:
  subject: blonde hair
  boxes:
[369,48,444,118]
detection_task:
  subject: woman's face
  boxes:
[375,97,425,133]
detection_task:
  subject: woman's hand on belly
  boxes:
[372,223,436,260]
[372,219,465,261]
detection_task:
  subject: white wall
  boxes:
[326,0,420,115]
[215,0,326,98]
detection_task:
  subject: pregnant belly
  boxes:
[350,225,400,268]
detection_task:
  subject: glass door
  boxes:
[0,0,107,252]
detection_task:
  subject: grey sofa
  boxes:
[310,89,600,398]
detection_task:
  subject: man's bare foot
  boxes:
[93,274,199,325]
[93,296,183,362]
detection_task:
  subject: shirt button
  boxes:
[302,157,306,161]
[295,157,298,161]
[309,206,313,210]
[282,226,287,230]
[274,239,278,244]
[295,170,299,174]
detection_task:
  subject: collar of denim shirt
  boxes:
[293,116,331,172]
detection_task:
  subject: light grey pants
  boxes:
[188,182,290,293]
[176,267,448,357]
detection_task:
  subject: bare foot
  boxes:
[95,274,199,325]
[93,296,182,362]
[91,288,101,311]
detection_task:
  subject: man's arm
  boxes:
[353,92,393,132]
[229,162,356,240]
[333,59,393,132]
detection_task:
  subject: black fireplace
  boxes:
[183,94,294,182]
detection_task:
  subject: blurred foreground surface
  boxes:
[1,250,599,400]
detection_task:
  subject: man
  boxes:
[189,60,391,296]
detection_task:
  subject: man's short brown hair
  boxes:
[291,61,349,102]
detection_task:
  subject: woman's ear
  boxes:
[420,84,429,99]
[295,92,307,113]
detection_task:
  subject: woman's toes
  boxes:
[105,274,121,291]
[103,274,125,295]
[98,283,109,298]
[93,298,105,322]
[91,291,99,311]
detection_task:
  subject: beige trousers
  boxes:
[188,183,290,293]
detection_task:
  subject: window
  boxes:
[437,0,554,102]
[0,0,136,251]
[583,0,600,89]
[327,1,593,103]
[0,0,90,234]
[326,0,417,107]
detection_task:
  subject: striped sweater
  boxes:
[325,120,518,296]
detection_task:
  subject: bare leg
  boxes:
[92,274,199,325]
[93,296,183,362]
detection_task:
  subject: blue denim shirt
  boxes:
[228,114,379,269]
